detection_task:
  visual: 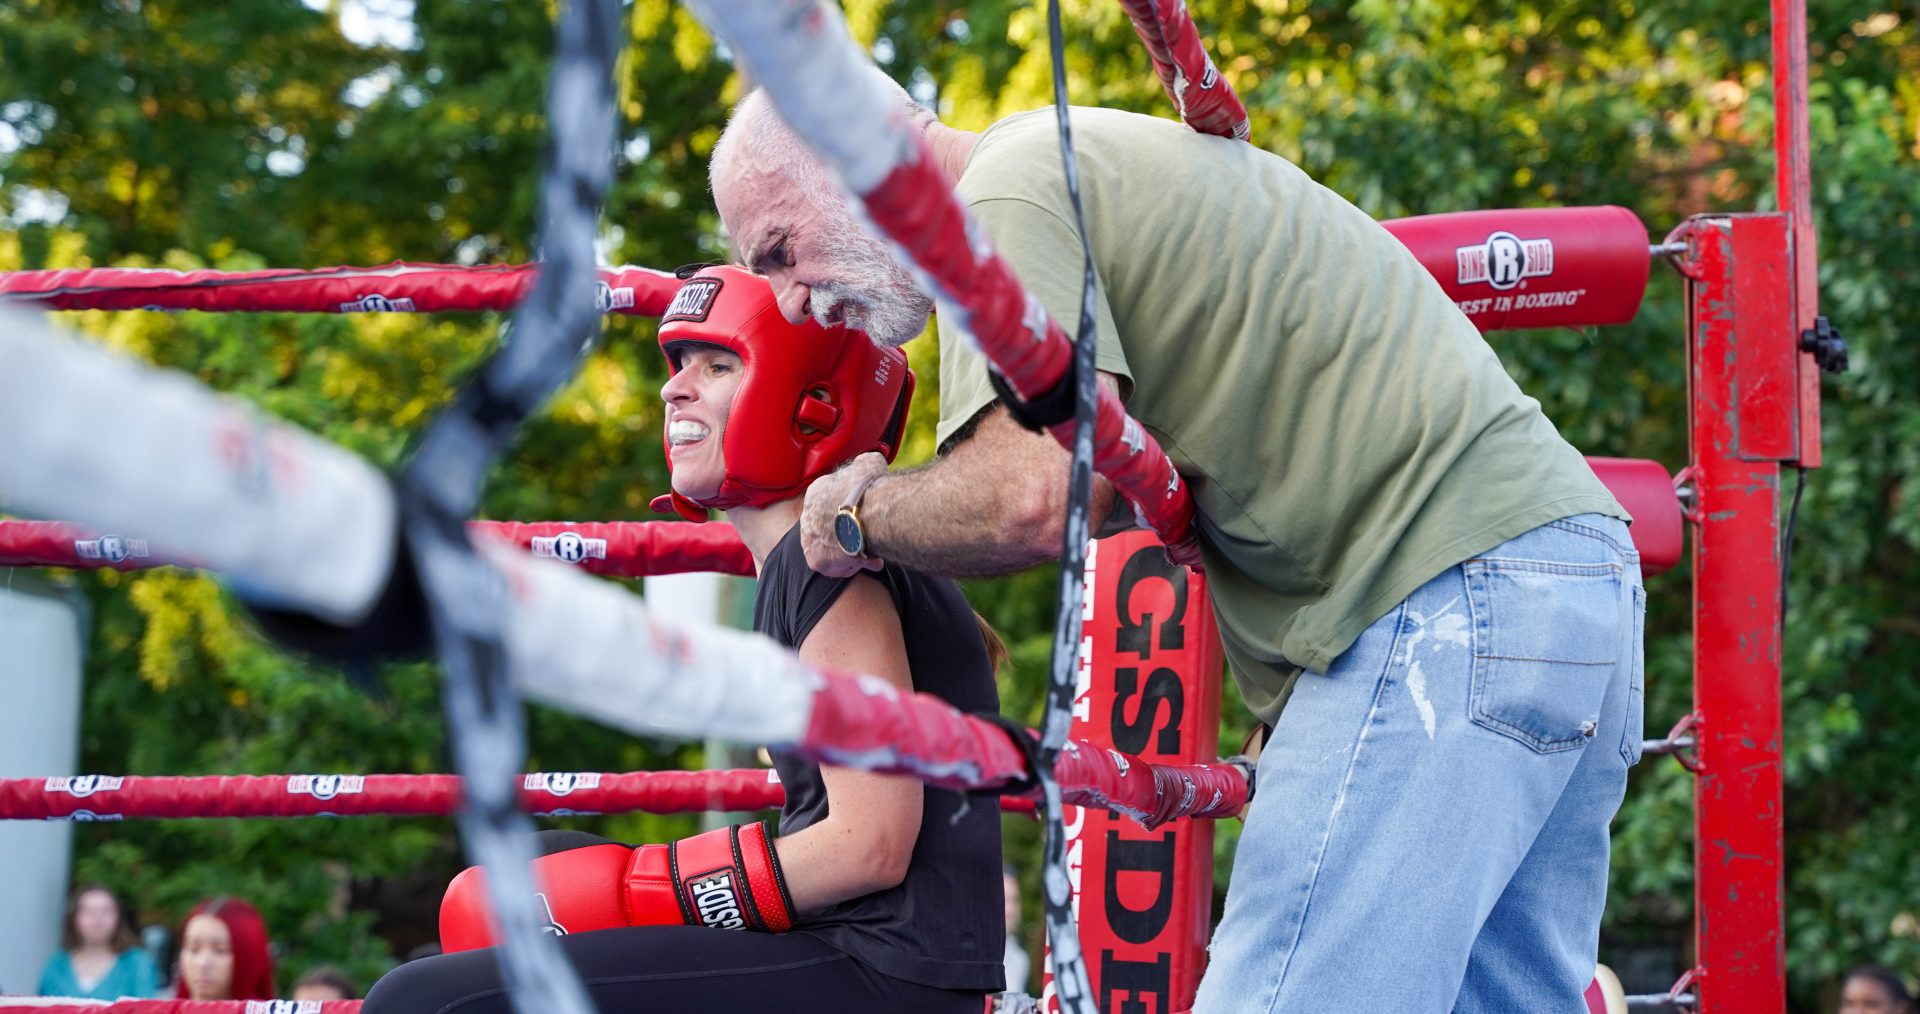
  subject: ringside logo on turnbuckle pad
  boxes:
[1456,231,1555,291]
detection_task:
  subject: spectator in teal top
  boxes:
[37,885,160,1000]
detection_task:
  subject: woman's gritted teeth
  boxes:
[668,419,712,447]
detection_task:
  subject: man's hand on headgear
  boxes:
[802,452,889,578]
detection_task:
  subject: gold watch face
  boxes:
[834,509,864,556]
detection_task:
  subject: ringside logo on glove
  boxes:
[685,870,747,931]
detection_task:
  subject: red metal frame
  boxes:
[1684,213,1794,1012]
[1774,0,1823,467]
[1668,4,1820,1010]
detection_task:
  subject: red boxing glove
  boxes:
[439,823,796,952]
[440,841,635,952]
[624,821,796,933]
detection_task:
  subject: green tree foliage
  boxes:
[3,0,1915,1006]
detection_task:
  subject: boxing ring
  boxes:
[0,0,1837,1011]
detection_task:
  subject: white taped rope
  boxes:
[685,0,913,195]
[0,312,816,748]
[0,309,396,625]
[477,538,816,747]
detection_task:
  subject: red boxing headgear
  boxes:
[651,266,914,521]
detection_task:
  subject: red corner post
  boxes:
[1045,530,1224,1013]
[1683,213,1794,1013]
[1773,0,1822,467]
[1675,3,1820,1008]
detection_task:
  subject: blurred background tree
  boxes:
[2,0,1914,1007]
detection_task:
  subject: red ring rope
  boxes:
[1118,0,1251,141]
[0,451,1682,580]
[0,208,1653,337]
[0,263,679,317]
[0,769,782,821]
[0,1001,358,1013]
[0,519,757,578]
[0,750,1243,828]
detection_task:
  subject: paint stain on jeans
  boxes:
[1400,598,1464,739]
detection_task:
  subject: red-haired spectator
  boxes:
[175,898,275,1001]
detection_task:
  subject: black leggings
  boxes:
[361,927,988,1014]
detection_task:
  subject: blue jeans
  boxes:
[1193,515,1645,1013]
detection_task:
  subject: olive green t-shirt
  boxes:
[936,107,1626,725]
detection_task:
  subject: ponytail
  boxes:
[973,610,1010,677]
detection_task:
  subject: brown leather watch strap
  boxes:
[841,469,885,511]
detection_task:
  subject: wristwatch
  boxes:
[834,472,885,558]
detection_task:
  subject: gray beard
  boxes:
[809,222,934,347]
[811,280,932,348]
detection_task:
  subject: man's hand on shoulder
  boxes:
[799,372,1126,579]
[801,452,889,578]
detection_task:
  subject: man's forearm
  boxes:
[858,402,1119,578]
[860,453,1059,577]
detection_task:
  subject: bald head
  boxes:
[718,72,933,203]
[709,88,836,221]
[707,70,969,348]
[709,72,932,219]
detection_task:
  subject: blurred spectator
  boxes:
[1842,965,1915,1014]
[140,924,173,994]
[175,897,276,1001]
[36,885,161,999]
[1002,866,1030,994]
[290,965,359,1002]
[404,943,443,963]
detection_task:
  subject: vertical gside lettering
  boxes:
[1099,949,1173,1014]
[1111,667,1185,756]
[1103,832,1177,944]
[1114,548,1188,656]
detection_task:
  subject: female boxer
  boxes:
[363,266,1005,1014]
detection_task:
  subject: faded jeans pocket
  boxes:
[1464,558,1623,754]
[1620,583,1647,766]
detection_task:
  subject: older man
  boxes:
[710,80,1645,1013]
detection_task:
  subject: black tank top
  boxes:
[754,525,1005,993]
